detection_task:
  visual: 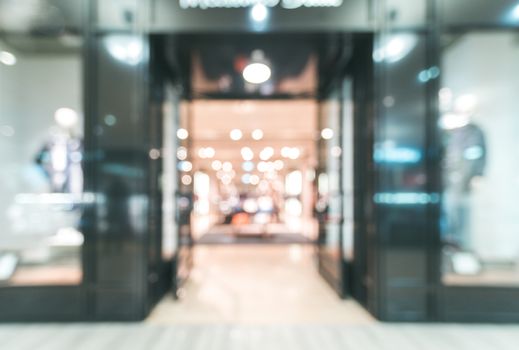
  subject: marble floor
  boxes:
[2,245,519,349]
[148,244,373,325]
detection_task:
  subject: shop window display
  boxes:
[440,31,519,286]
[0,37,84,286]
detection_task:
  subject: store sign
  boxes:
[179,0,343,10]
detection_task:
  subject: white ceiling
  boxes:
[188,99,318,174]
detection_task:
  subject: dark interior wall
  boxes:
[85,34,150,320]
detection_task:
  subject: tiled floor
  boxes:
[2,245,519,349]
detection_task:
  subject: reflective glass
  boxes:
[440,31,519,286]
[0,30,84,286]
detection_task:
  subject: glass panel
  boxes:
[440,31,519,286]
[161,84,179,260]
[317,92,342,261]
[0,27,83,286]
[342,79,354,262]
[440,0,519,27]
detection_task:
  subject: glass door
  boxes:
[172,93,194,296]
[316,79,353,297]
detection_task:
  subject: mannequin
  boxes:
[441,111,486,251]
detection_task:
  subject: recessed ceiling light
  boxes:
[250,3,268,22]
[243,62,271,84]
[230,129,243,141]
[252,129,264,140]
[321,128,334,140]
[177,128,189,140]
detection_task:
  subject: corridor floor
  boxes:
[2,245,519,350]
[147,244,374,325]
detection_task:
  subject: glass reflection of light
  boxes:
[0,50,17,66]
[104,35,143,65]
[374,192,440,205]
[104,114,117,126]
[514,4,519,19]
[439,113,470,130]
[454,94,478,114]
[418,66,440,83]
[373,34,418,63]
[374,144,422,164]
[464,146,484,160]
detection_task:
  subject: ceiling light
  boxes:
[281,147,291,158]
[321,128,334,140]
[241,147,254,161]
[250,175,260,185]
[250,3,268,22]
[331,146,342,158]
[243,62,271,84]
[199,147,215,159]
[259,147,274,161]
[274,160,284,171]
[222,162,233,172]
[252,129,264,140]
[178,161,193,172]
[241,174,251,185]
[177,128,189,140]
[212,160,222,171]
[181,175,192,186]
[257,161,268,172]
[288,148,300,160]
[54,108,79,128]
[242,161,255,172]
[230,129,243,141]
[177,147,187,160]
[0,51,16,66]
